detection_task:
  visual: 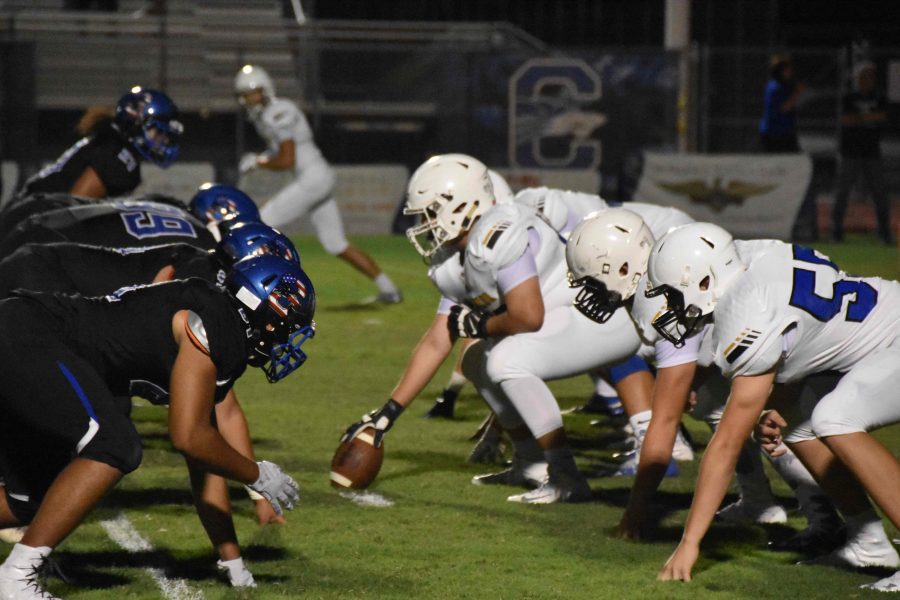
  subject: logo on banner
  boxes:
[653,178,777,212]
[509,58,604,169]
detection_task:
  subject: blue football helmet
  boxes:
[115,87,183,168]
[226,255,315,382]
[217,221,301,267]
[189,183,261,229]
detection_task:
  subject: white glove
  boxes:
[239,153,259,174]
[247,460,299,515]
[217,557,256,588]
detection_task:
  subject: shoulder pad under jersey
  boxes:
[262,98,300,130]
[515,187,606,232]
[428,249,467,303]
[622,202,694,239]
[713,269,795,378]
[467,203,532,273]
[185,309,211,355]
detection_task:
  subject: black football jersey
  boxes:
[14,278,250,405]
[21,123,142,198]
[0,193,93,240]
[0,242,223,299]
[0,199,216,259]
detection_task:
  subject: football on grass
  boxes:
[330,427,384,489]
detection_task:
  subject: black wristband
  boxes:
[383,398,405,420]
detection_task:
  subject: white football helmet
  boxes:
[646,222,745,346]
[488,170,514,204]
[235,65,275,117]
[404,153,495,259]
[566,208,655,323]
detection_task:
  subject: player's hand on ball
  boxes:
[217,557,256,588]
[239,153,259,174]
[248,460,299,515]
[447,304,488,342]
[341,399,405,448]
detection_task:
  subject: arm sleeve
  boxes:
[496,237,538,294]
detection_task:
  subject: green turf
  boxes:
[3,234,899,599]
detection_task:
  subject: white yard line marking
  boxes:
[339,490,395,507]
[100,513,204,600]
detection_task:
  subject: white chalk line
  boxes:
[100,513,204,600]
[339,490,394,507]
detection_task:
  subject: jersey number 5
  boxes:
[789,245,877,322]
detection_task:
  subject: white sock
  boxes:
[374,273,398,295]
[593,376,617,398]
[445,370,467,393]
[3,543,51,569]
[845,510,890,543]
[766,445,839,527]
[629,410,652,452]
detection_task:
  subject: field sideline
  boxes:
[2,233,898,599]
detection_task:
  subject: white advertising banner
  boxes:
[635,152,812,240]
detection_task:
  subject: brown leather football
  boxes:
[330,427,384,489]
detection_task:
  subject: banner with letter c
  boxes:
[635,152,812,240]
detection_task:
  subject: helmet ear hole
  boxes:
[699,275,711,292]
[619,262,629,277]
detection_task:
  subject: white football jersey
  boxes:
[514,187,607,237]
[428,203,567,312]
[713,240,900,383]
[622,202,694,240]
[250,97,331,177]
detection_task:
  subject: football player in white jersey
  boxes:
[342,154,648,503]
[567,211,845,550]
[650,223,900,592]
[234,65,401,303]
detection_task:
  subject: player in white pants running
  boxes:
[650,223,900,592]
[234,64,401,303]
[342,154,647,504]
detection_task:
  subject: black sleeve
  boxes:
[88,137,142,197]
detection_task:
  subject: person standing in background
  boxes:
[759,55,806,152]
[234,64,402,304]
[831,62,893,244]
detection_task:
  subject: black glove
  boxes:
[341,399,405,448]
[447,304,489,342]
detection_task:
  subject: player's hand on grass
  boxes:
[341,399,404,448]
[217,557,256,588]
[614,509,644,541]
[754,409,788,456]
[248,460,299,515]
[254,497,287,526]
[658,541,699,581]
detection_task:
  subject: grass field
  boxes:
[3,233,899,599]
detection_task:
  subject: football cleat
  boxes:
[612,455,679,478]
[800,534,900,569]
[0,557,59,600]
[672,427,695,462]
[861,570,900,592]
[716,499,788,525]
[768,521,846,554]
[471,459,547,488]
[424,388,458,419]
[376,290,403,305]
[506,469,591,504]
